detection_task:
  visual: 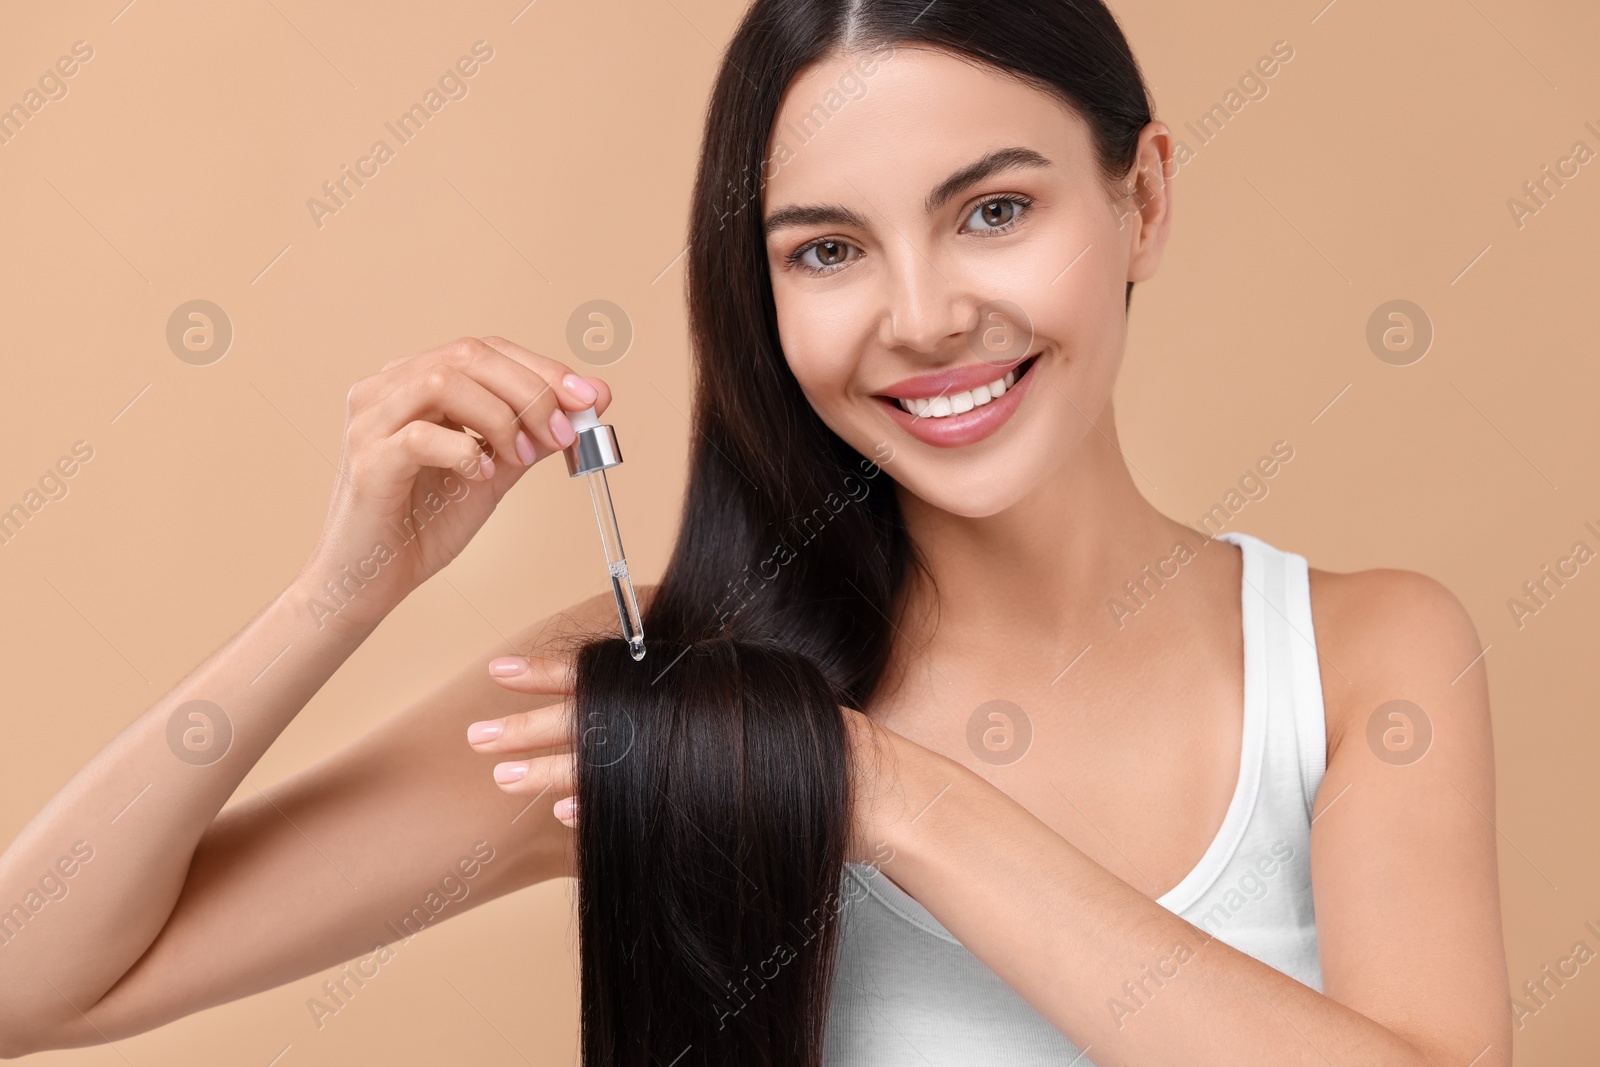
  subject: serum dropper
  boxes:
[562,405,646,661]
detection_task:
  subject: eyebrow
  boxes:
[762,146,1054,234]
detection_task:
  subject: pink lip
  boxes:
[875,354,1030,401]
[876,356,1040,448]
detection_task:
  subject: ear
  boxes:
[1118,120,1177,286]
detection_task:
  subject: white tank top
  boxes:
[824,530,1329,1064]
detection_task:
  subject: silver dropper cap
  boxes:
[563,406,622,476]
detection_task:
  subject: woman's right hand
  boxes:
[298,335,609,632]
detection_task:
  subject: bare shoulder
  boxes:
[1300,561,1509,1062]
[1305,563,1485,762]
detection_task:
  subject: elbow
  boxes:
[1405,1032,1510,1067]
[0,1019,26,1060]
[0,1016,70,1059]
[0,1026,44,1060]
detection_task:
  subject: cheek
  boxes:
[1013,246,1128,391]
[775,291,872,402]
[1009,213,1124,342]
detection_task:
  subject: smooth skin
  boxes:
[0,45,1508,1066]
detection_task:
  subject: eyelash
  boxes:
[781,193,1035,276]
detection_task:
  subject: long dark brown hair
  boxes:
[573,2,1154,1064]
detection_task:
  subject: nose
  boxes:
[877,241,973,358]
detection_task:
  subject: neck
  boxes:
[893,401,1204,656]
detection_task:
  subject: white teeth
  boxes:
[897,366,1024,419]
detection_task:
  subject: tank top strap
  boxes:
[1213,530,1328,823]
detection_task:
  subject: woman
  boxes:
[0,0,1509,1063]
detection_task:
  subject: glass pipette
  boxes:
[563,406,646,661]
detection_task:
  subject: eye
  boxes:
[783,237,859,276]
[780,194,1033,277]
[963,194,1033,234]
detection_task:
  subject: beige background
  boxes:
[1,0,1596,1063]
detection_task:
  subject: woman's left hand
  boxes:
[469,656,962,855]
[468,654,580,827]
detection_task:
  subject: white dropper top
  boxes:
[569,405,601,432]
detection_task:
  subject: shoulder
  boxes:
[1306,564,1479,656]
[1304,563,1486,762]
[1294,562,1509,1057]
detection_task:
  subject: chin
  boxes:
[890,459,1045,519]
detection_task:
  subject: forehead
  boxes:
[761,45,1092,209]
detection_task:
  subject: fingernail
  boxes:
[478,452,496,479]
[553,796,578,821]
[549,409,575,447]
[494,761,527,784]
[514,429,536,466]
[467,720,503,744]
[563,373,598,404]
[489,656,529,677]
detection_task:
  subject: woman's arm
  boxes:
[0,565,370,1054]
[0,335,607,1056]
[0,589,607,1056]
[867,567,1511,1067]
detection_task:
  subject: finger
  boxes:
[369,362,531,469]
[491,752,574,796]
[372,336,590,408]
[476,343,616,447]
[477,335,603,414]
[440,337,586,453]
[553,795,578,828]
[467,698,572,754]
[471,336,591,451]
[380,353,420,373]
[582,374,613,418]
[487,654,575,693]
[373,420,496,486]
[364,339,567,459]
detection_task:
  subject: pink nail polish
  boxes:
[489,656,529,677]
[553,796,578,821]
[478,452,496,479]
[549,409,575,447]
[563,373,598,404]
[467,720,503,744]
[515,430,536,465]
[494,762,527,784]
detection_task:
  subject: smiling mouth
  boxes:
[882,355,1040,419]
